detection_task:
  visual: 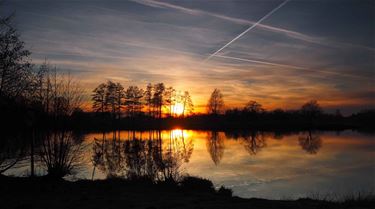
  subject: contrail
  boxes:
[214,54,371,80]
[214,54,302,69]
[205,0,290,61]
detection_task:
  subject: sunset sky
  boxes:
[3,0,374,114]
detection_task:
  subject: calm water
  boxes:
[3,130,375,199]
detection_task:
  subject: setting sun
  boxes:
[172,103,184,115]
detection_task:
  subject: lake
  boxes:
[3,129,374,199]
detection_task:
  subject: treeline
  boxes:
[70,88,374,131]
[91,81,193,119]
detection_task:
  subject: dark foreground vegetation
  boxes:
[1,175,374,209]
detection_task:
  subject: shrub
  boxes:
[217,186,232,197]
[179,176,215,192]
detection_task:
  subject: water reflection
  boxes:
[298,131,322,154]
[0,129,334,176]
[226,131,266,155]
[91,130,193,181]
[206,131,225,165]
[2,129,374,199]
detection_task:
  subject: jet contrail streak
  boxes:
[214,54,301,69]
[205,0,290,61]
[214,54,371,80]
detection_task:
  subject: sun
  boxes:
[172,103,184,115]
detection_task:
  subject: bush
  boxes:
[217,186,232,197]
[179,176,215,192]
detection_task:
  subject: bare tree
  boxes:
[207,88,224,115]
[39,131,85,178]
[48,72,84,116]
[33,60,53,113]
[32,63,84,117]
[59,72,84,116]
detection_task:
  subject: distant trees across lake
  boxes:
[91,81,193,119]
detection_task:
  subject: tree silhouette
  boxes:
[125,86,144,118]
[164,86,175,117]
[181,91,194,117]
[243,100,264,114]
[39,131,84,178]
[207,89,224,115]
[144,83,153,117]
[0,14,32,98]
[153,83,165,118]
[104,81,118,116]
[300,100,323,120]
[114,82,126,118]
[31,65,84,117]
[92,83,107,113]
[50,72,84,116]
[33,60,53,113]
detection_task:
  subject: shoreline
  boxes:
[1,175,374,209]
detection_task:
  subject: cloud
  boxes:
[9,0,374,113]
[131,0,374,53]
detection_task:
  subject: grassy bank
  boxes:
[0,175,373,209]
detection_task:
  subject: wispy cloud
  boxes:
[213,55,372,81]
[8,0,374,113]
[131,0,374,52]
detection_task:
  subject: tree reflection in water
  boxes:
[206,131,225,165]
[225,130,266,156]
[298,131,322,154]
[242,132,266,155]
[92,130,193,182]
[1,129,325,178]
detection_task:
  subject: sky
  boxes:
[3,0,375,114]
